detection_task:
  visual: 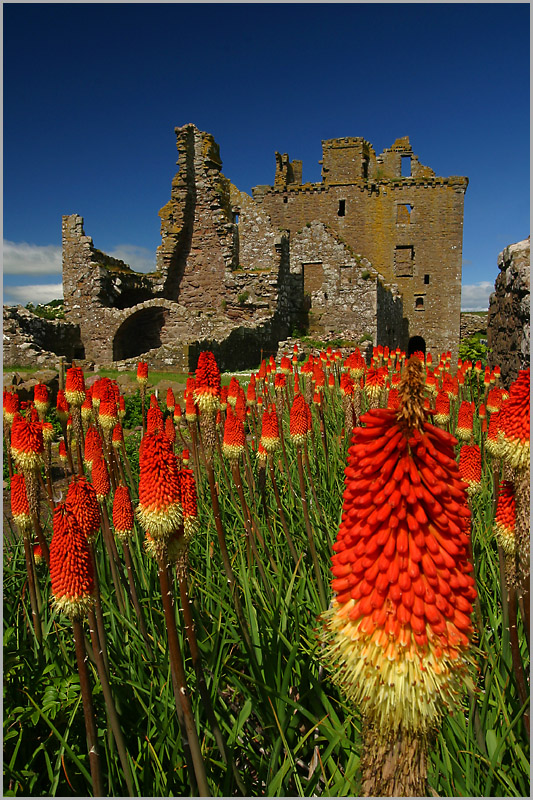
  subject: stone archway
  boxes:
[407,335,426,357]
[112,306,169,361]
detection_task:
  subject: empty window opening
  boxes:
[394,245,414,277]
[401,156,411,177]
[283,196,288,204]
[362,156,369,180]
[233,212,240,224]
[396,204,412,224]
[324,292,328,301]
[415,296,425,310]
[424,274,430,285]
[338,199,346,217]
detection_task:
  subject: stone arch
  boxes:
[407,335,426,357]
[112,306,169,361]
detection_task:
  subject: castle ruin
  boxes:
[61,124,468,369]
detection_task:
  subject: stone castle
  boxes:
[61,125,467,370]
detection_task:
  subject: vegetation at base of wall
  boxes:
[358,332,373,344]
[24,299,65,320]
[459,333,489,367]
[361,270,371,280]
[237,291,250,305]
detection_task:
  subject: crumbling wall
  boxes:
[252,135,467,361]
[3,305,83,367]
[487,237,530,386]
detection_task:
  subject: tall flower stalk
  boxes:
[320,357,477,796]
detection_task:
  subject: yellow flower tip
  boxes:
[320,600,476,735]
[135,501,183,539]
[52,593,96,620]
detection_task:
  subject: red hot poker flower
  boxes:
[10,473,32,532]
[33,383,50,418]
[92,458,110,501]
[166,388,176,413]
[50,503,95,619]
[165,415,176,444]
[136,361,148,385]
[179,467,199,543]
[433,390,450,425]
[11,413,44,472]
[260,405,280,453]
[112,423,124,448]
[321,357,476,737]
[194,351,221,412]
[3,390,20,425]
[112,484,135,541]
[65,366,86,406]
[458,444,482,496]
[98,398,118,431]
[136,431,183,542]
[66,475,101,543]
[222,406,245,462]
[456,401,474,441]
[498,368,530,471]
[147,404,164,434]
[227,377,241,408]
[56,389,69,423]
[289,394,310,447]
[84,425,103,470]
[494,480,516,555]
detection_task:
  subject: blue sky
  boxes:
[3,2,530,310]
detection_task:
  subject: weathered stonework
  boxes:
[2,305,83,367]
[460,312,488,340]
[4,125,469,371]
[487,237,530,386]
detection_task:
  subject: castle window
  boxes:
[394,245,414,277]
[233,212,239,223]
[401,156,411,177]
[415,296,425,310]
[283,196,288,204]
[338,199,346,217]
[396,204,412,224]
[362,156,369,180]
[424,274,430,285]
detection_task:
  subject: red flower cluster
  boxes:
[66,475,101,543]
[113,484,135,540]
[494,480,516,555]
[65,366,86,406]
[136,431,183,542]
[11,413,44,472]
[222,407,245,461]
[10,473,32,532]
[50,503,95,619]
[260,405,280,454]
[194,351,221,412]
[289,394,311,447]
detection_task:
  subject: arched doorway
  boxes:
[407,335,426,358]
[113,307,168,361]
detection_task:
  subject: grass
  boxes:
[3,359,529,797]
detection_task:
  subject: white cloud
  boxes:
[108,245,156,274]
[3,283,63,307]
[461,281,494,311]
[3,240,62,275]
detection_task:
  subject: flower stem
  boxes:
[72,618,103,797]
[296,447,327,611]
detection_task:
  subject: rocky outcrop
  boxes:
[460,312,487,340]
[487,237,530,387]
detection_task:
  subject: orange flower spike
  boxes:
[387,388,400,410]
[58,439,68,465]
[118,395,126,420]
[226,376,241,409]
[498,368,530,471]
[181,448,190,465]
[194,350,221,413]
[289,394,310,447]
[33,383,50,419]
[112,484,135,541]
[10,473,32,532]
[185,394,197,423]
[84,425,103,470]
[235,390,247,422]
[92,458,111,501]
[10,413,44,472]
[166,388,176,413]
[111,423,123,449]
[433,390,450,425]
[147,403,164,434]
[136,431,183,542]
[458,444,482,496]
[164,415,176,444]
[66,475,101,543]
[98,398,118,431]
[50,502,95,619]
[494,480,516,555]
[81,394,93,425]
[246,380,257,407]
[173,403,183,422]
[260,405,280,453]
[56,389,69,423]
[136,361,148,386]
[486,387,502,414]
[222,406,245,462]
[65,366,86,406]
[456,401,474,441]
[485,411,503,458]
[280,355,293,375]
[3,390,20,425]
[321,356,477,737]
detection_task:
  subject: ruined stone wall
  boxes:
[487,237,530,386]
[156,124,237,307]
[3,305,83,366]
[253,136,466,361]
[460,312,488,340]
